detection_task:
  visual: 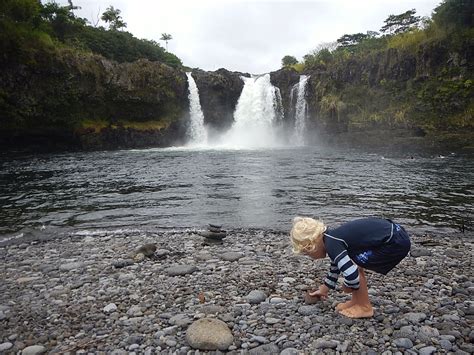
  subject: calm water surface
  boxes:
[0,146,472,240]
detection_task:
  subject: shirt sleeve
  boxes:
[324,261,340,290]
[324,234,360,290]
[334,250,360,290]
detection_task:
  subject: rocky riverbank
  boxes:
[0,229,473,354]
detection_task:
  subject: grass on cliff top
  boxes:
[80,119,171,133]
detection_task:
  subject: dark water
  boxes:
[0,146,472,241]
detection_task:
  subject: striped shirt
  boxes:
[322,218,395,290]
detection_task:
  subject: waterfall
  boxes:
[293,75,309,145]
[221,74,282,148]
[186,72,207,145]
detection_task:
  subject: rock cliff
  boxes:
[0,49,189,151]
[190,68,247,134]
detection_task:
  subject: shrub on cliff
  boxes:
[302,0,473,133]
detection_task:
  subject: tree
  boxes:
[337,33,370,48]
[40,1,87,40]
[432,0,474,30]
[160,33,172,50]
[380,9,421,35]
[281,55,298,67]
[101,6,126,31]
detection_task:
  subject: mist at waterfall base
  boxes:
[185,73,307,149]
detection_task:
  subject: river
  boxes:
[0,146,472,242]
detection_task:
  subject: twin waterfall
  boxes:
[292,75,309,145]
[185,72,309,148]
[185,73,207,146]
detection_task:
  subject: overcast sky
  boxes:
[64,0,442,74]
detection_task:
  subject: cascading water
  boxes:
[220,74,282,148]
[186,72,207,146]
[293,75,309,145]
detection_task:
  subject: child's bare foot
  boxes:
[335,300,354,311]
[339,304,374,318]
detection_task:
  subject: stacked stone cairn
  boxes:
[197,224,227,244]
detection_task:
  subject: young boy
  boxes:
[290,217,411,318]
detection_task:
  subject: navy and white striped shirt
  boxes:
[322,218,395,290]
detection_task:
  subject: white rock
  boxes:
[21,345,47,355]
[0,342,13,352]
[103,303,118,313]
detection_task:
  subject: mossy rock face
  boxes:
[0,49,189,150]
[302,38,472,137]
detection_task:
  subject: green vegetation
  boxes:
[303,0,473,134]
[281,55,298,67]
[0,0,182,67]
[101,6,126,31]
[0,0,186,142]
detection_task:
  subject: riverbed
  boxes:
[0,229,472,353]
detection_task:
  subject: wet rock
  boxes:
[186,318,233,351]
[265,317,280,325]
[249,343,279,354]
[169,314,192,327]
[59,261,85,271]
[439,339,452,350]
[297,305,319,316]
[314,339,338,349]
[393,338,413,349]
[220,252,244,262]
[113,259,134,268]
[155,249,170,258]
[469,329,474,343]
[417,325,439,342]
[165,265,198,276]
[246,290,266,304]
[410,247,432,257]
[418,346,437,355]
[21,345,47,354]
[403,312,427,323]
[393,325,416,341]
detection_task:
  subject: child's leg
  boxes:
[338,268,374,318]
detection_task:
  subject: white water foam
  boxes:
[216,74,284,149]
[186,72,207,146]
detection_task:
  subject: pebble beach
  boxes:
[0,228,473,354]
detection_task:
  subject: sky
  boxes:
[62,0,442,74]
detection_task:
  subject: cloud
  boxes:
[66,0,441,74]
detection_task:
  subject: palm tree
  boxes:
[160,33,172,50]
[320,94,346,122]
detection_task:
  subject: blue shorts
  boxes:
[349,224,411,275]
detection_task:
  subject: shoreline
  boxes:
[1,229,473,354]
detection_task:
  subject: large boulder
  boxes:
[186,318,234,351]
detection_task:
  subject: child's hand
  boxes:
[308,284,329,300]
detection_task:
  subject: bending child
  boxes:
[290,217,411,318]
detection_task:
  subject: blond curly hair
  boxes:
[290,216,326,254]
